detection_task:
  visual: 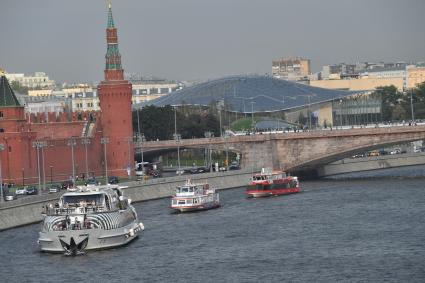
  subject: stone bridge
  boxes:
[135,125,425,174]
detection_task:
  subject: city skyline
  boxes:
[1,0,424,84]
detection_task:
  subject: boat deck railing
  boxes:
[43,205,107,216]
[50,220,96,231]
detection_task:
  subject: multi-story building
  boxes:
[5,72,55,89]
[407,66,425,89]
[272,57,311,81]
[71,91,100,112]
[28,89,53,97]
[131,80,181,104]
[361,66,407,89]
[321,63,357,80]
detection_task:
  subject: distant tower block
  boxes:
[97,2,134,177]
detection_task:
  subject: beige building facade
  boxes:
[309,77,404,91]
[407,67,425,88]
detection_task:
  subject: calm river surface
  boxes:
[1,166,425,282]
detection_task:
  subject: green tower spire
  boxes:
[107,2,115,29]
[0,74,21,107]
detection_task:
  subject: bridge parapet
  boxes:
[135,125,425,172]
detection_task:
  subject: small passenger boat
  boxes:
[246,168,300,198]
[38,184,144,255]
[171,179,220,212]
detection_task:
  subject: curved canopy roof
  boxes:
[137,75,360,113]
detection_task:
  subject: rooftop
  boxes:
[137,75,359,113]
[0,75,21,107]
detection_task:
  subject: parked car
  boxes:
[26,186,38,195]
[4,193,17,201]
[15,187,28,195]
[229,161,241,170]
[108,176,119,184]
[49,184,61,194]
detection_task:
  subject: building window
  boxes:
[0,111,3,118]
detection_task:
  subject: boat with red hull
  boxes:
[246,168,300,198]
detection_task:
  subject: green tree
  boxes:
[374,85,403,122]
[408,82,425,119]
[132,105,220,140]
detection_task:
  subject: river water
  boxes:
[1,166,425,282]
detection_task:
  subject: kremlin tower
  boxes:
[98,2,134,178]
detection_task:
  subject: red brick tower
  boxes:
[97,3,133,178]
[0,72,36,184]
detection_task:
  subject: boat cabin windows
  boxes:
[253,175,267,181]
[62,194,103,207]
[176,186,198,194]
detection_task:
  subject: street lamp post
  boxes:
[41,145,46,191]
[32,141,47,195]
[50,166,53,184]
[251,101,255,130]
[219,109,222,137]
[67,137,77,184]
[204,131,213,172]
[410,89,415,122]
[173,133,181,175]
[137,108,141,137]
[101,137,109,184]
[307,95,312,130]
[217,99,224,137]
[125,137,133,179]
[22,168,24,187]
[81,138,91,179]
[224,135,229,171]
[0,144,4,202]
[139,134,146,174]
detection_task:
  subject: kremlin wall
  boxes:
[0,5,133,185]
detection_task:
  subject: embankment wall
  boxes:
[0,170,252,231]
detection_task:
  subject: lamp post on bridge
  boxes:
[410,89,415,123]
[101,137,109,185]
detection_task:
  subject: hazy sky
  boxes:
[1,0,424,84]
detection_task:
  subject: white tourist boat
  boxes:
[171,179,220,212]
[38,184,144,255]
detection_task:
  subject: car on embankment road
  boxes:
[49,185,61,194]
[4,193,17,201]
[26,186,38,195]
[15,187,28,195]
